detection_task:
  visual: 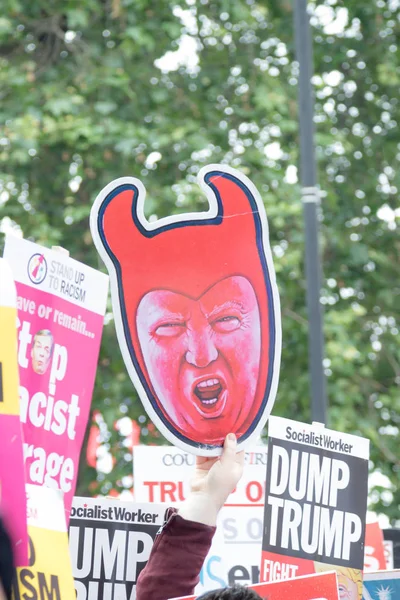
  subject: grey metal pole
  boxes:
[293,0,328,423]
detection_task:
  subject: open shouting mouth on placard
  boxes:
[192,375,228,417]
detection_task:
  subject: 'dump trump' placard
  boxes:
[90,164,281,455]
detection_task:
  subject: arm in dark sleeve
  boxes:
[136,508,216,600]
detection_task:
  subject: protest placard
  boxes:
[383,528,400,569]
[384,540,394,570]
[69,496,165,599]
[362,570,400,600]
[3,236,108,518]
[0,258,28,566]
[171,570,339,600]
[364,521,386,572]
[91,164,281,455]
[261,417,369,600]
[12,483,75,600]
[133,444,268,592]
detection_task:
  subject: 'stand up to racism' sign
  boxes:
[261,417,370,600]
[3,236,108,518]
[69,497,165,600]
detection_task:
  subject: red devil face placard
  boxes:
[90,164,281,455]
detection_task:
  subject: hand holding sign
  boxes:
[179,433,245,526]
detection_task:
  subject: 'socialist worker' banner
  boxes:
[0,258,28,566]
[3,236,109,518]
[90,164,282,456]
[69,497,165,599]
[12,483,75,600]
[261,417,370,600]
[134,444,267,593]
[171,571,340,600]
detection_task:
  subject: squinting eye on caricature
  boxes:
[154,314,241,338]
[154,322,186,337]
[212,315,241,333]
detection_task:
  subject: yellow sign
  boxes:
[12,485,75,600]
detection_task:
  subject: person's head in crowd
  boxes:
[197,587,262,600]
[0,518,15,600]
[31,329,54,375]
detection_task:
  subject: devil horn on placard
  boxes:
[202,169,259,220]
[92,179,147,259]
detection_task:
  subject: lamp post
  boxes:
[293,0,328,423]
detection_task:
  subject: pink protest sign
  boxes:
[0,258,28,566]
[3,236,108,519]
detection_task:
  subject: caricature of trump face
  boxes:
[91,166,281,453]
[137,276,261,443]
[314,563,362,600]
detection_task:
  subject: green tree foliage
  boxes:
[1,1,399,521]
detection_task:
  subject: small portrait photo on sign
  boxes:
[90,164,281,454]
[31,329,54,375]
